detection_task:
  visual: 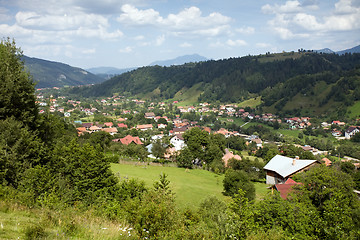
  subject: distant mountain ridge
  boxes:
[336,45,360,55]
[149,54,208,66]
[314,44,360,54]
[86,66,136,75]
[86,54,208,77]
[22,56,104,88]
[86,66,137,80]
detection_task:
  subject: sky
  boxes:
[1,0,359,69]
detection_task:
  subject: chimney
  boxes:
[293,156,299,165]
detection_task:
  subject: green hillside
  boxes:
[22,56,104,88]
[69,52,360,117]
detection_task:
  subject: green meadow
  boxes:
[111,162,270,209]
[111,162,229,209]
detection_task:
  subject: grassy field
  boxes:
[111,162,228,209]
[348,100,360,118]
[0,201,130,240]
[254,182,270,201]
[172,82,203,106]
[111,162,270,209]
[278,129,301,138]
[237,97,262,108]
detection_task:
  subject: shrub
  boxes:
[24,225,47,240]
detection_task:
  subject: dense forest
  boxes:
[1,39,360,239]
[69,52,360,116]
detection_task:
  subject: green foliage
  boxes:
[38,113,77,145]
[253,192,320,239]
[228,158,265,181]
[178,127,225,169]
[118,178,147,200]
[295,165,356,210]
[223,169,255,201]
[294,165,359,238]
[0,38,38,130]
[176,147,194,168]
[226,135,246,151]
[121,144,149,160]
[352,132,360,142]
[24,224,47,240]
[183,127,209,161]
[198,196,228,237]
[226,189,256,239]
[340,161,356,174]
[153,173,172,196]
[279,144,315,159]
[151,139,167,159]
[0,117,46,187]
[51,140,119,205]
[123,178,179,238]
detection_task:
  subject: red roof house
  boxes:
[274,178,302,199]
[115,135,143,145]
[117,123,128,128]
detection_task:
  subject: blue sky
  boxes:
[1,0,359,69]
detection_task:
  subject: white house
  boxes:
[170,134,186,151]
[345,126,359,139]
[263,155,318,185]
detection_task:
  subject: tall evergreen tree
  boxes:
[0,38,38,130]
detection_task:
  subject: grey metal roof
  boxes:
[263,155,317,178]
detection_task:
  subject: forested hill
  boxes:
[22,56,105,88]
[70,52,360,112]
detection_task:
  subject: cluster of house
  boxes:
[285,117,311,129]
[36,92,360,141]
[321,121,360,139]
[73,109,265,161]
[264,155,359,199]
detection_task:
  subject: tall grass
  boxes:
[0,201,135,239]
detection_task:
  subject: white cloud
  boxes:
[236,26,255,35]
[82,48,96,54]
[155,34,165,46]
[226,39,247,47]
[256,43,271,48]
[15,11,109,31]
[262,0,360,40]
[335,0,356,14]
[119,46,133,53]
[262,1,301,14]
[274,27,309,40]
[0,10,123,44]
[293,13,322,31]
[117,4,162,25]
[117,5,231,37]
[0,7,11,22]
[180,42,192,48]
[134,35,144,41]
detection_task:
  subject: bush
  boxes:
[24,225,47,240]
[223,169,255,201]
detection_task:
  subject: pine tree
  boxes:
[0,38,38,130]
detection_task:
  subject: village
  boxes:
[35,91,360,169]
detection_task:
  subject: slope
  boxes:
[22,56,105,88]
[69,52,360,117]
